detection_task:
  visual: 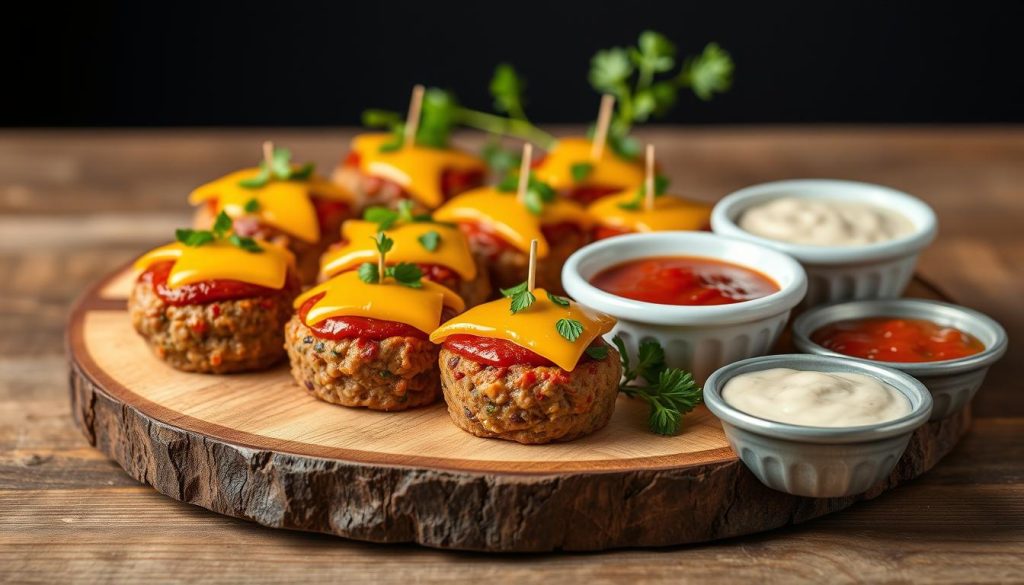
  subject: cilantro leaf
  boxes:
[634,30,676,74]
[373,232,394,255]
[418,230,441,252]
[290,162,315,181]
[387,262,423,288]
[270,147,292,179]
[364,206,399,231]
[635,338,667,384]
[589,47,633,93]
[244,198,260,213]
[585,345,609,360]
[509,289,536,314]
[362,109,402,129]
[238,166,271,189]
[612,335,630,372]
[228,234,263,253]
[617,175,671,210]
[496,175,519,192]
[522,189,543,215]
[555,318,584,342]
[212,211,233,238]
[500,282,528,298]
[681,43,734,101]
[176,229,214,248]
[570,162,594,183]
[357,262,379,284]
[481,141,520,178]
[490,63,528,120]
[547,292,570,307]
[612,335,701,435]
[396,199,415,222]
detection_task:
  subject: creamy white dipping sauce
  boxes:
[722,368,911,427]
[738,197,915,246]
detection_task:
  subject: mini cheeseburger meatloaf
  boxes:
[319,209,490,307]
[286,238,465,411]
[332,132,486,213]
[531,137,645,205]
[587,188,712,240]
[190,142,357,284]
[129,219,299,373]
[433,184,592,296]
[430,283,620,444]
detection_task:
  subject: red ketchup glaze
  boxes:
[458,221,583,260]
[298,293,428,340]
[811,317,986,363]
[592,225,634,241]
[590,256,779,306]
[565,185,624,205]
[443,334,606,368]
[140,261,294,306]
[310,197,351,230]
[344,151,484,200]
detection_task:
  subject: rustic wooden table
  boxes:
[2,128,1022,583]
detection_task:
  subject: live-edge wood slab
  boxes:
[67,267,970,552]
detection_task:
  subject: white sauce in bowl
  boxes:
[738,197,915,246]
[722,368,911,427]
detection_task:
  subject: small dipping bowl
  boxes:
[704,354,933,498]
[711,179,938,307]
[562,231,807,382]
[792,299,1007,420]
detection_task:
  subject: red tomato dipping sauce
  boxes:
[811,317,985,363]
[590,256,779,306]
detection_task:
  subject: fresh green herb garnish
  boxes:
[174,211,262,253]
[589,32,733,158]
[570,162,594,183]
[418,230,441,252]
[497,172,556,215]
[555,318,584,342]
[501,281,536,314]
[617,175,670,210]
[243,198,260,213]
[363,200,432,231]
[585,345,609,360]
[547,292,570,307]
[357,232,423,287]
[612,336,702,435]
[238,147,315,189]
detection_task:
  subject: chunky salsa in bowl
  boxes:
[561,232,807,381]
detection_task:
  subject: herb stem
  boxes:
[455,108,557,149]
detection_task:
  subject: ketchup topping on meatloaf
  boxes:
[297,292,428,340]
[141,261,297,306]
[443,334,606,368]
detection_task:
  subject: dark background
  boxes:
[7,1,1023,127]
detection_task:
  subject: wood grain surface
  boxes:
[2,128,1023,579]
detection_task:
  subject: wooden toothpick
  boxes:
[262,140,275,167]
[404,84,426,147]
[590,94,615,161]
[645,144,656,211]
[516,142,533,206]
[527,239,538,291]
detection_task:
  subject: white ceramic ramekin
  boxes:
[704,354,933,498]
[711,179,938,307]
[792,299,1008,421]
[561,232,807,382]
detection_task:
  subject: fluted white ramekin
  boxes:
[711,179,938,307]
[704,354,933,498]
[792,299,1008,421]
[562,232,807,382]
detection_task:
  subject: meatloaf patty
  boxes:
[461,223,588,297]
[438,346,622,444]
[129,275,296,374]
[284,316,441,411]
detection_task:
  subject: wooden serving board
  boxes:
[68,268,971,552]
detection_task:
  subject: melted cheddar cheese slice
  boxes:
[533,137,645,191]
[320,220,477,280]
[588,191,713,232]
[189,168,354,244]
[294,271,465,334]
[132,240,294,290]
[432,186,593,258]
[429,289,616,371]
[351,133,487,209]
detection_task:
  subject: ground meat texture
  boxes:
[128,276,296,374]
[284,316,441,411]
[438,346,622,444]
[193,201,349,285]
[469,224,588,297]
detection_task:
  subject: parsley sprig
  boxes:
[496,172,556,215]
[175,211,263,253]
[357,232,423,288]
[363,200,432,231]
[612,336,702,435]
[589,32,733,158]
[238,146,315,189]
[500,281,536,314]
[618,175,670,210]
